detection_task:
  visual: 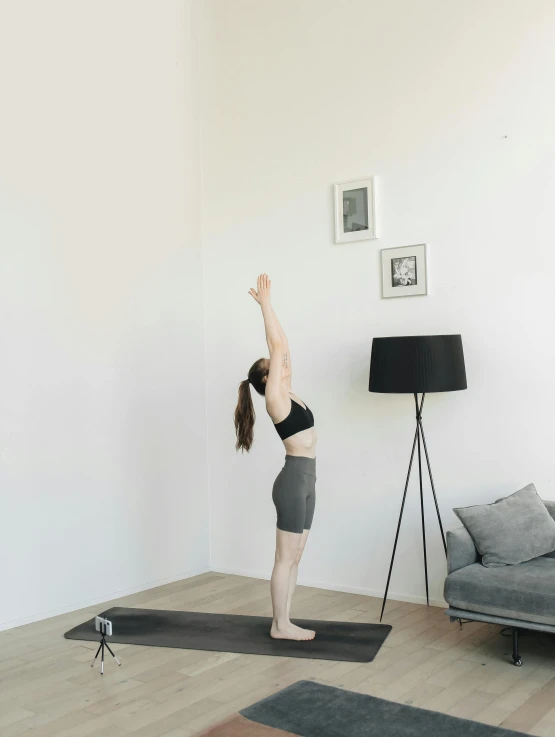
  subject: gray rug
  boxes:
[233,680,528,737]
[64,606,391,662]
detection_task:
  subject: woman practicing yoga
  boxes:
[234,274,317,642]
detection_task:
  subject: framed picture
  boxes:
[381,244,428,298]
[334,177,377,243]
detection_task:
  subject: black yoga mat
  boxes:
[64,607,391,662]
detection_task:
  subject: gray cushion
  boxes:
[444,556,555,626]
[545,500,555,522]
[446,527,480,574]
[542,501,555,558]
[453,483,555,567]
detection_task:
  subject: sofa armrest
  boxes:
[446,527,480,573]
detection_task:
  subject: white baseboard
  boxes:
[1,564,447,632]
[211,565,448,609]
[0,565,211,632]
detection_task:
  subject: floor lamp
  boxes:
[369,335,467,622]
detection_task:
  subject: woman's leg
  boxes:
[270,528,315,640]
[286,528,310,622]
[286,474,315,628]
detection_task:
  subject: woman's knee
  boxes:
[275,541,301,566]
[293,544,306,566]
[275,527,303,565]
[275,549,297,567]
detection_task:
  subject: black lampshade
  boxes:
[369,335,467,394]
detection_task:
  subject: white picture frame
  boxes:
[334,177,377,243]
[381,244,428,298]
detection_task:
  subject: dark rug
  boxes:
[193,680,528,737]
[64,607,391,662]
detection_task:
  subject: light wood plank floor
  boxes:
[2,573,555,737]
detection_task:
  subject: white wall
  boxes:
[201,0,555,605]
[0,0,209,629]
[3,0,554,629]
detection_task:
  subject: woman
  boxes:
[234,274,317,642]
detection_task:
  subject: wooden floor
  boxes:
[2,573,555,737]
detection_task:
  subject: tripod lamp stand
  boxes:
[369,335,467,622]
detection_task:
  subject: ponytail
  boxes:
[234,379,256,452]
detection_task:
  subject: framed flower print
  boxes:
[381,244,428,298]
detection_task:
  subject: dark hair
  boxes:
[234,358,269,452]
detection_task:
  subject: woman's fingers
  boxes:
[253,274,271,299]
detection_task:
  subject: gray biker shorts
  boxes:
[272,455,316,534]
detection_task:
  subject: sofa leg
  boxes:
[512,628,522,667]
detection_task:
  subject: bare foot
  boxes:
[290,622,316,639]
[270,622,316,641]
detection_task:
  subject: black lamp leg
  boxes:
[380,393,448,621]
[379,413,420,623]
[415,394,429,607]
[418,416,447,554]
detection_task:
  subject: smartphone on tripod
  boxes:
[91,616,120,674]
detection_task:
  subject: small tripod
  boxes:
[91,619,121,675]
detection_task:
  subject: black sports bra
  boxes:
[273,396,315,441]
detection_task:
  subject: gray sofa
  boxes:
[444,500,555,666]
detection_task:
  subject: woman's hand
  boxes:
[249,273,271,307]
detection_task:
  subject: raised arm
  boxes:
[249,274,291,399]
